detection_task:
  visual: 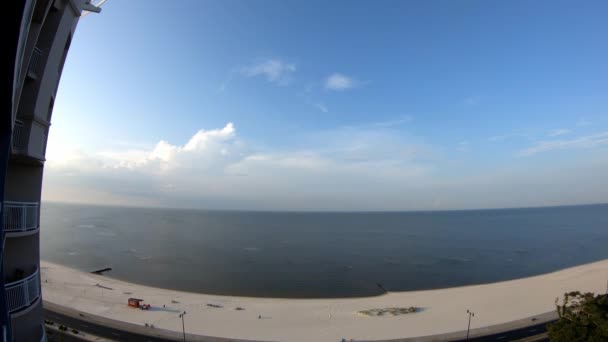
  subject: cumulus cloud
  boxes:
[519,131,608,156]
[44,123,437,210]
[241,59,296,86]
[325,73,356,90]
[42,123,608,210]
[94,123,237,170]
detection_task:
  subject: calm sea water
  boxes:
[41,202,608,298]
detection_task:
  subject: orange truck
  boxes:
[127,298,150,309]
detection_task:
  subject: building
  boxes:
[1,1,102,341]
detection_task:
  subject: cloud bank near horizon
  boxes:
[43,122,608,211]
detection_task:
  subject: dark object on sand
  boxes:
[91,267,112,275]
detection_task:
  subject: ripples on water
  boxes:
[41,203,608,298]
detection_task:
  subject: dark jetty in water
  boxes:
[91,267,112,275]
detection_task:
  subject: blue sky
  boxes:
[44,0,608,210]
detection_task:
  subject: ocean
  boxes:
[40,202,608,298]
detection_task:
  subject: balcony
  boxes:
[12,119,29,153]
[27,47,43,80]
[5,268,40,314]
[2,201,39,235]
[10,119,47,162]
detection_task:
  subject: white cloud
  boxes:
[44,123,437,210]
[241,59,296,86]
[576,118,592,127]
[373,116,413,128]
[313,103,328,113]
[325,73,356,91]
[42,123,608,211]
[487,133,528,142]
[548,129,570,137]
[519,131,608,156]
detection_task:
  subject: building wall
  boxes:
[2,0,98,341]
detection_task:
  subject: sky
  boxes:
[43,0,608,211]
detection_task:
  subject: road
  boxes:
[454,321,552,342]
[44,309,174,342]
[45,307,552,342]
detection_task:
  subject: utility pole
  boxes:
[179,311,187,342]
[466,309,475,341]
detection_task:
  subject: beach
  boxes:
[41,259,608,341]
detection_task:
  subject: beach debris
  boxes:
[171,300,180,304]
[207,303,223,308]
[376,283,388,293]
[358,307,419,317]
[91,267,112,275]
[95,283,113,290]
[123,291,132,295]
[235,307,245,311]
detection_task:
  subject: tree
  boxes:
[547,291,608,341]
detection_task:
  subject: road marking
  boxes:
[81,324,89,328]
[112,332,121,336]
[529,328,537,332]
[496,336,507,340]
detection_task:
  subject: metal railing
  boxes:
[40,323,47,342]
[28,47,43,78]
[12,119,28,152]
[5,268,40,313]
[2,201,39,233]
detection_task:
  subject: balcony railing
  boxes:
[5,268,40,313]
[2,201,39,233]
[40,323,47,342]
[28,47,43,79]
[12,119,28,152]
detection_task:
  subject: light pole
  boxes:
[466,309,475,340]
[178,311,187,342]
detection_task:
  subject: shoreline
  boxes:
[40,258,608,300]
[41,259,608,341]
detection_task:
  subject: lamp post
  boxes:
[178,311,187,342]
[466,309,475,340]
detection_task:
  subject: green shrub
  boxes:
[547,291,608,342]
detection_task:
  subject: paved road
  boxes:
[44,309,174,342]
[45,307,553,342]
[454,321,552,342]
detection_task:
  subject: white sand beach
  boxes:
[41,259,608,342]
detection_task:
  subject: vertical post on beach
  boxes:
[179,311,187,342]
[466,310,475,340]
